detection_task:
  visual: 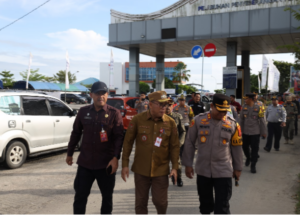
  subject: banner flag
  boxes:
[261,55,269,89]
[65,51,70,90]
[26,53,32,90]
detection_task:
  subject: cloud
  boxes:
[18,0,101,16]
[47,29,107,51]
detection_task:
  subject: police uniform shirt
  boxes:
[266,104,287,123]
[240,104,267,136]
[135,99,149,114]
[182,112,243,178]
[173,105,194,125]
[169,112,186,146]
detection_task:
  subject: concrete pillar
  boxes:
[225,42,237,97]
[129,47,140,97]
[241,50,250,94]
[226,41,237,67]
[156,55,165,91]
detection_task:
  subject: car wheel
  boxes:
[5,141,27,169]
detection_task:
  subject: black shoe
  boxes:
[251,164,256,174]
[171,176,175,185]
[264,147,270,152]
[245,158,251,167]
[177,177,183,187]
[275,148,279,151]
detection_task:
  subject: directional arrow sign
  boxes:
[204,43,217,57]
[191,45,203,59]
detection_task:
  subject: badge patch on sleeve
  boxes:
[232,127,243,146]
[190,119,195,127]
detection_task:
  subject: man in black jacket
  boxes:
[292,95,300,135]
[189,92,205,116]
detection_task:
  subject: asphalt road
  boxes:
[0,136,300,214]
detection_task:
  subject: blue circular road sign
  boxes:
[191,45,203,59]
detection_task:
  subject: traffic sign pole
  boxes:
[201,52,205,92]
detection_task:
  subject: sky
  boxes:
[0,0,296,92]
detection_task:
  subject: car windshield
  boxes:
[107,99,124,110]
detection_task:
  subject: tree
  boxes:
[152,78,175,89]
[43,76,57,83]
[139,82,150,94]
[0,70,14,87]
[177,85,197,94]
[273,61,300,93]
[20,69,46,82]
[214,89,226,94]
[54,70,77,84]
[172,62,191,82]
[250,73,259,93]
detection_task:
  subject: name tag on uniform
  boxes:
[100,131,108,142]
[154,137,162,147]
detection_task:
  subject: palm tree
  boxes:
[172,62,191,83]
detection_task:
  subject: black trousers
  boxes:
[73,165,116,214]
[265,122,282,150]
[197,175,232,214]
[295,116,298,135]
[242,134,260,164]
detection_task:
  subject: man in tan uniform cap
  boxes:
[121,91,180,214]
[182,93,243,214]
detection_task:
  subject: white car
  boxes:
[0,91,77,169]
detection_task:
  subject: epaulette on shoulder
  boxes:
[227,115,236,122]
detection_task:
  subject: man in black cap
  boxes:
[66,81,124,214]
[188,91,195,105]
[182,94,243,214]
[240,93,267,173]
[189,92,205,116]
[135,92,149,114]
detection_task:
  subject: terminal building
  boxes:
[100,61,185,95]
[108,0,300,98]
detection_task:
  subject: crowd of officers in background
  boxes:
[66,82,300,215]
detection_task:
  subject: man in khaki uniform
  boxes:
[283,96,298,144]
[173,94,194,132]
[121,91,180,214]
[240,93,267,174]
[166,98,185,187]
[135,92,149,114]
[182,94,243,214]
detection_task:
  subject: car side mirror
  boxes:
[69,110,77,116]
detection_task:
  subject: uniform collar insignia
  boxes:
[207,113,211,120]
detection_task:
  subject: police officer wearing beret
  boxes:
[66,81,124,214]
[173,94,194,134]
[283,96,298,144]
[135,92,149,114]
[121,91,180,214]
[264,96,286,152]
[182,94,243,214]
[240,93,267,174]
[166,98,186,187]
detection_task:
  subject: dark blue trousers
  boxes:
[265,122,282,150]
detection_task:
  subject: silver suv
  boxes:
[0,91,77,169]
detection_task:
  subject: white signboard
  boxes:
[165,89,176,94]
[111,0,298,23]
[223,66,237,89]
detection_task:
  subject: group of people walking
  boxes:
[66,81,299,214]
